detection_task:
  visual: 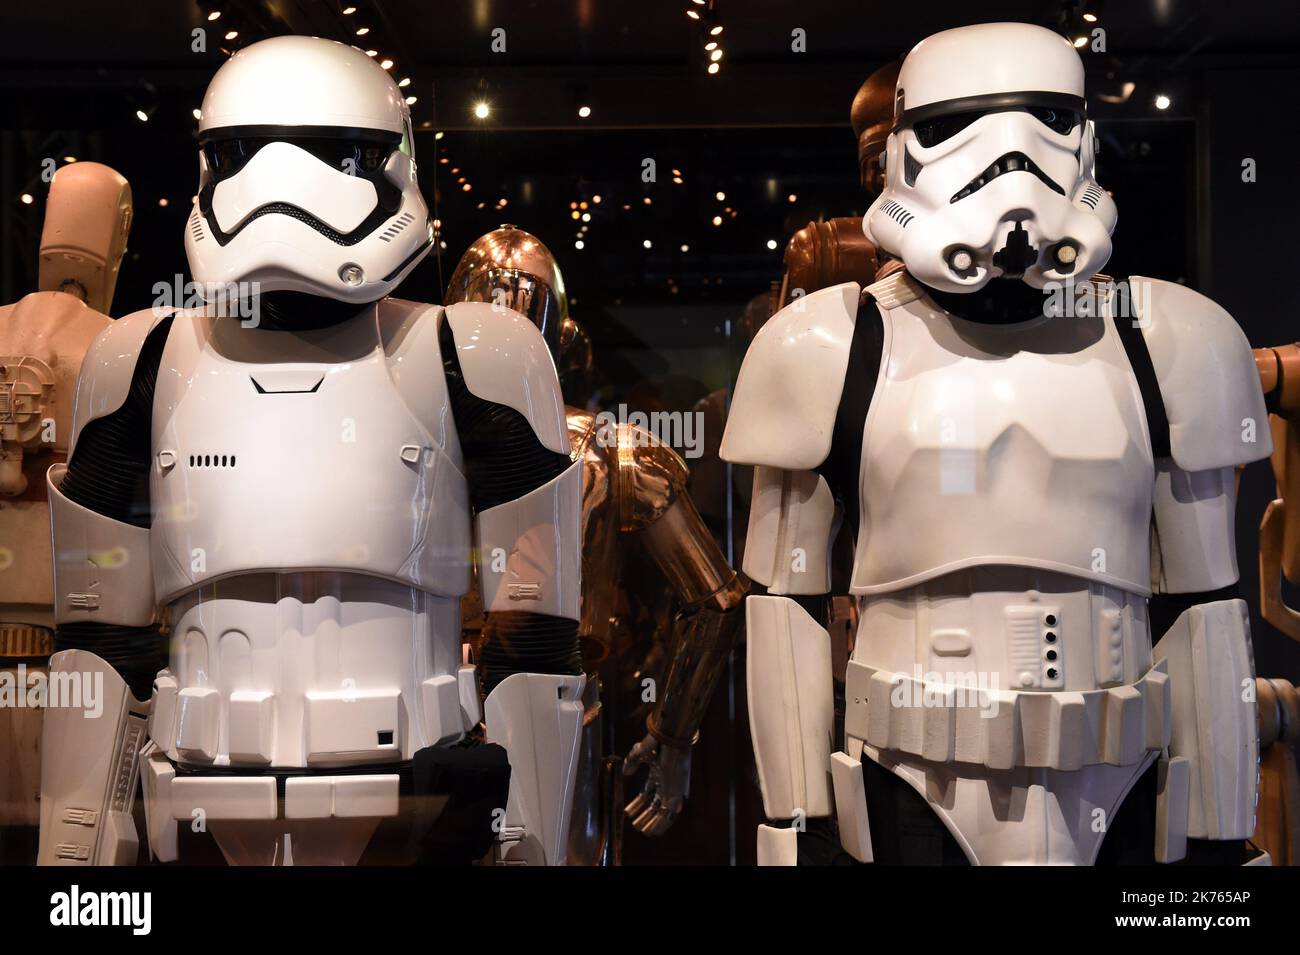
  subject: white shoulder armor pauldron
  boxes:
[720,281,860,470]
[1130,276,1272,471]
[68,306,172,456]
[444,301,569,455]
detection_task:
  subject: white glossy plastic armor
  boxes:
[40,37,582,867]
[186,36,431,302]
[727,264,1269,864]
[43,297,581,865]
[864,23,1116,293]
[725,23,1270,861]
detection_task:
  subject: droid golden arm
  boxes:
[616,427,748,837]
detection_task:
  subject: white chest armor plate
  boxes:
[150,305,471,604]
[851,289,1155,597]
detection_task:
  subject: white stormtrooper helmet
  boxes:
[865,22,1117,293]
[186,35,432,303]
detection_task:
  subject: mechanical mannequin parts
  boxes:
[723,22,1269,865]
[447,225,747,860]
[0,161,132,858]
[37,36,584,867]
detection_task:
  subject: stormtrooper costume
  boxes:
[722,23,1269,865]
[39,36,584,867]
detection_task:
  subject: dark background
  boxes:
[2,0,1298,864]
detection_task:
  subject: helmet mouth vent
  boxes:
[950,152,1064,204]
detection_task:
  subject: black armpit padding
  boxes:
[479,611,582,694]
[412,741,511,865]
[54,622,168,700]
[439,320,571,512]
[816,293,886,544]
[1148,583,1240,642]
[1112,307,1172,460]
[59,315,174,528]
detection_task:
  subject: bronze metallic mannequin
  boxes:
[1252,345,1300,862]
[0,161,131,851]
[447,226,746,862]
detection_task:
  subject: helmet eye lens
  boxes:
[912,112,984,148]
[203,136,396,183]
[911,105,1082,148]
[1025,106,1081,135]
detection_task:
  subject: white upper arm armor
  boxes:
[719,282,859,471]
[742,465,836,595]
[444,301,569,455]
[50,307,168,627]
[1133,276,1271,472]
[1133,279,1271,593]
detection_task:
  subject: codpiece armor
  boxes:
[447,226,746,861]
[38,36,583,867]
[0,161,131,850]
[722,23,1269,865]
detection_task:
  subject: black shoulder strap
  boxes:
[816,288,886,541]
[1110,289,1172,459]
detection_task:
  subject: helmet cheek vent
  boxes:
[904,149,923,187]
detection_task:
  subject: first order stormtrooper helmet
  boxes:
[185,35,432,303]
[865,22,1118,293]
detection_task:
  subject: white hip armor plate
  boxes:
[852,287,1154,596]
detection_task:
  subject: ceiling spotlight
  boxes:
[356,26,370,36]
[225,30,238,40]
[398,76,411,87]
[575,240,585,249]
[766,239,777,250]
[365,49,377,56]
[707,62,720,75]
[712,215,722,226]
[705,41,718,51]
[1155,94,1171,110]
[207,10,222,21]
[680,244,689,252]
[710,25,723,35]
[159,198,169,207]
[582,212,591,222]
[135,109,150,122]
[342,5,357,13]
[462,183,472,191]
[192,108,202,120]
[710,49,722,61]
[715,191,725,201]
[474,101,491,119]
[1073,36,1087,48]
[686,9,700,19]
[434,130,445,139]
[592,194,601,203]
[20,193,33,205]
[578,105,591,118]
[643,196,652,205]
[788,193,797,202]
[405,95,418,105]
[643,239,653,249]
[63,155,76,163]
[1083,12,1098,22]
[380,58,394,69]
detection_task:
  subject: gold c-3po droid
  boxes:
[447,226,746,864]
